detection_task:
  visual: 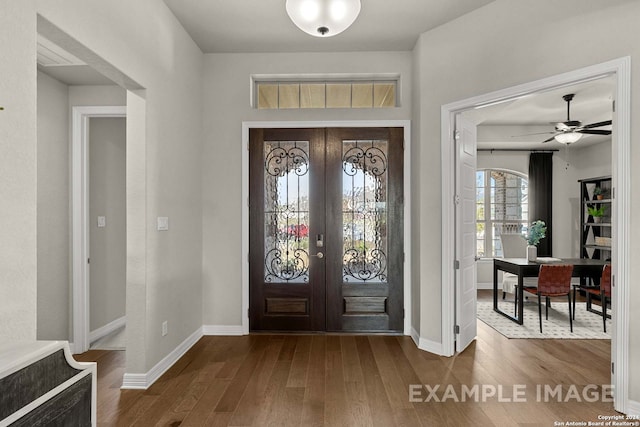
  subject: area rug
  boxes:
[477,301,610,339]
[90,326,126,350]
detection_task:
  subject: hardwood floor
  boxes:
[75,304,616,426]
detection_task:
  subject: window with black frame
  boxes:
[476,169,528,258]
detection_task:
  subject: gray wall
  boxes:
[0,1,38,340]
[37,71,70,340]
[89,117,126,332]
[69,85,127,107]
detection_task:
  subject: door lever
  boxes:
[311,252,324,259]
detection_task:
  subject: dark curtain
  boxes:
[528,153,553,256]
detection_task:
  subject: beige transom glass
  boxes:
[255,80,397,109]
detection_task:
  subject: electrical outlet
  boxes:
[162,321,168,336]
[157,217,169,231]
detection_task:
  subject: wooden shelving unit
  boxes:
[579,175,612,261]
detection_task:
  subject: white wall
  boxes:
[89,117,126,332]
[574,140,613,181]
[1,0,204,376]
[201,51,412,327]
[37,71,70,340]
[554,142,612,258]
[413,0,639,399]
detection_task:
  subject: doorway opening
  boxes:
[36,16,147,379]
[249,127,404,332]
[442,57,631,413]
[71,107,126,353]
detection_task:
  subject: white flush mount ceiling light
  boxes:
[286,0,361,37]
[554,132,583,144]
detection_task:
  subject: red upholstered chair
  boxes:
[523,264,574,333]
[576,264,611,332]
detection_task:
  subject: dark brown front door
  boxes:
[249,127,403,332]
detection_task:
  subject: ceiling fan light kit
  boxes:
[286,0,361,37]
[541,93,612,144]
[554,131,583,144]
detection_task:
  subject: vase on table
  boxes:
[527,245,537,262]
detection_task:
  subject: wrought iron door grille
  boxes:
[342,139,388,283]
[263,140,310,283]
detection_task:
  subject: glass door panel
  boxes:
[263,140,310,283]
[342,139,388,284]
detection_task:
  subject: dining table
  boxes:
[493,257,608,325]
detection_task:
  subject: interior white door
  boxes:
[455,115,478,352]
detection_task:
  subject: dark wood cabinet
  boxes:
[0,341,96,426]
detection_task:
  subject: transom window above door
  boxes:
[476,169,528,258]
[252,74,399,109]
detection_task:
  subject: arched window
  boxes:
[476,169,528,257]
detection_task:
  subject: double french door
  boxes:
[249,127,403,332]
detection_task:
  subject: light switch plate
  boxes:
[157,216,169,231]
[97,216,106,228]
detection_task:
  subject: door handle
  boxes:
[311,252,324,259]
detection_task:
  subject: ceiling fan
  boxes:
[540,93,612,144]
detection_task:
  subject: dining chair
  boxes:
[573,264,611,332]
[523,264,574,333]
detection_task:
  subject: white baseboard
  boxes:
[202,325,245,336]
[627,399,640,416]
[410,327,446,356]
[89,316,126,344]
[121,327,203,390]
[476,282,493,290]
[120,372,147,390]
[410,327,420,347]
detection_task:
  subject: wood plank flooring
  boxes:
[74,317,618,426]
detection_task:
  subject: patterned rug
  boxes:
[477,301,611,339]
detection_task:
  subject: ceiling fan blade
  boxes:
[581,120,612,129]
[542,136,557,143]
[511,131,556,137]
[579,129,612,135]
